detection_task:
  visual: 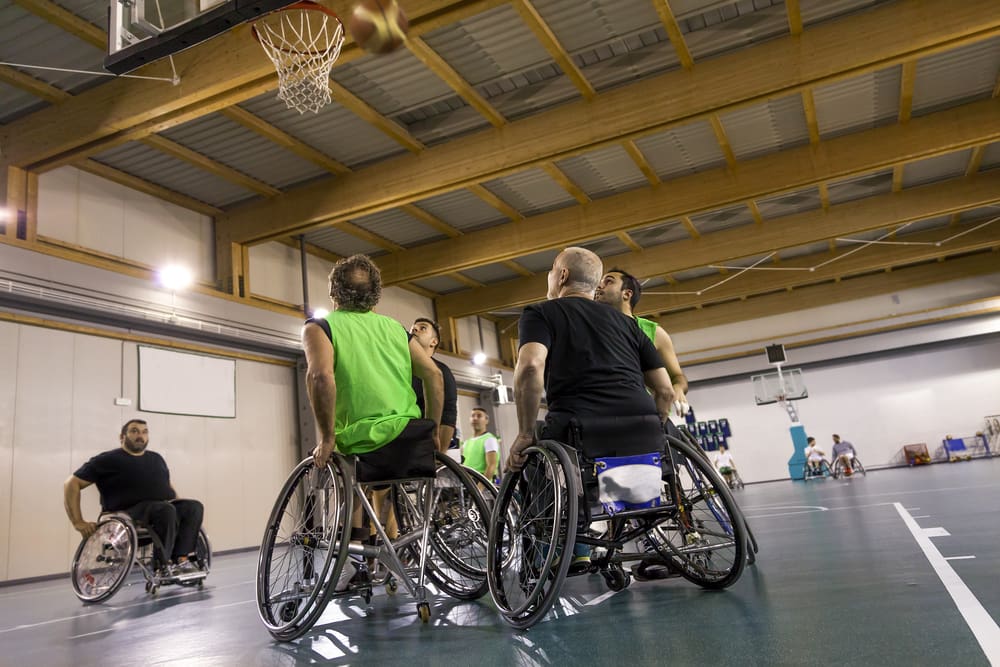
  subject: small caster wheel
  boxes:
[603,567,630,592]
[385,577,398,596]
[197,580,204,589]
[417,602,431,623]
[148,584,159,597]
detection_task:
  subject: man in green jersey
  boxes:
[303,255,444,541]
[461,407,500,482]
[595,267,690,418]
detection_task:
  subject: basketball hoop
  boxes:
[252,1,345,114]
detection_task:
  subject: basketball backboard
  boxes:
[106,0,296,74]
[751,368,808,406]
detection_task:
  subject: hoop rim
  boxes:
[251,0,344,53]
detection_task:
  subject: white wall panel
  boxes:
[0,322,19,580]
[249,242,303,305]
[456,316,500,358]
[378,286,433,329]
[9,327,76,579]
[37,166,214,283]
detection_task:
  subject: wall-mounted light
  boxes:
[158,265,193,291]
[312,308,330,319]
[472,352,487,365]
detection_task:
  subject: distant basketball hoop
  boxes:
[752,343,807,423]
[252,1,345,114]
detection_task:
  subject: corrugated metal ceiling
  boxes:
[799,0,896,27]
[680,0,789,62]
[628,220,694,249]
[303,226,385,257]
[812,66,901,139]
[554,144,648,199]
[689,203,756,234]
[532,0,662,54]
[459,262,521,284]
[333,47,456,117]
[349,208,446,248]
[981,142,1000,171]
[160,113,329,189]
[411,274,467,294]
[410,190,509,233]
[826,168,893,206]
[718,93,810,160]
[513,248,561,273]
[481,168,577,217]
[755,186,823,220]
[0,83,47,124]
[92,141,257,208]
[239,93,407,170]
[901,149,970,189]
[633,119,727,179]
[912,36,1000,116]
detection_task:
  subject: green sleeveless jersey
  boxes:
[636,316,657,344]
[461,431,498,476]
[323,310,421,455]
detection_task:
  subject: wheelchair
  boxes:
[71,512,211,603]
[255,421,491,642]
[803,458,834,481]
[486,416,749,629]
[832,454,866,478]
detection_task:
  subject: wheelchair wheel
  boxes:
[256,457,352,641]
[647,434,747,590]
[391,454,491,600]
[852,458,866,477]
[71,517,137,604]
[487,441,578,630]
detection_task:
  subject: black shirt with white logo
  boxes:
[74,448,175,512]
[518,298,663,417]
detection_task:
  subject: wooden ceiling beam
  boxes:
[74,160,222,217]
[467,184,523,221]
[540,162,589,203]
[406,37,506,127]
[786,0,803,36]
[710,114,737,168]
[372,98,1000,286]
[12,0,105,49]
[802,89,820,144]
[328,80,424,153]
[680,215,700,239]
[513,0,595,99]
[503,260,533,276]
[433,170,1000,317]
[400,204,462,238]
[652,0,693,69]
[662,252,1000,332]
[898,59,918,123]
[0,64,71,104]
[1,0,506,167]
[616,231,643,253]
[219,107,351,174]
[141,135,280,197]
[623,139,660,185]
[212,0,1000,243]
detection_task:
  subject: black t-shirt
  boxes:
[518,298,663,417]
[413,357,458,428]
[74,449,176,512]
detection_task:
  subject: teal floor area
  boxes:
[2,458,998,666]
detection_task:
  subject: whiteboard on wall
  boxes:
[138,346,236,418]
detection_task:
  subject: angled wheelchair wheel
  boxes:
[256,457,352,641]
[71,517,137,604]
[648,435,747,590]
[391,454,491,600]
[487,441,578,630]
[177,529,212,587]
[852,458,866,477]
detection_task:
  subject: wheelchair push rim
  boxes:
[256,457,352,640]
[487,442,578,629]
[71,516,137,603]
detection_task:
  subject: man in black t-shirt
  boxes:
[64,419,204,574]
[509,247,676,471]
[410,317,458,453]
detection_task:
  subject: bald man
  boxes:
[509,247,675,471]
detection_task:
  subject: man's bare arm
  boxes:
[643,367,675,422]
[509,342,547,471]
[410,339,444,441]
[64,475,97,538]
[303,322,337,466]
[654,325,689,414]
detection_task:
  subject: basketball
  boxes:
[348,0,409,54]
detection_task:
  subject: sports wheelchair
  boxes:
[486,415,749,629]
[255,420,492,642]
[71,512,211,603]
[832,454,866,479]
[803,458,834,481]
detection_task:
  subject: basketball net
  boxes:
[253,2,345,114]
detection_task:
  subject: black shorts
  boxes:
[356,419,436,484]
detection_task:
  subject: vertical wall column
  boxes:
[498,319,519,367]
[4,166,36,241]
[214,226,248,297]
[435,307,460,355]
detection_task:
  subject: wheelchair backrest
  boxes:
[566,414,665,459]
[355,418,437,483]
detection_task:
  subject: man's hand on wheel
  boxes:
[506,433,536,473]
[74,521,97,539]
[312,438,336,468]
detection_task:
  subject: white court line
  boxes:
[584,590,620,607]
[912,515,931,519]
[0,579,253,635]
[894,503,1000,664]
[209,599,255,610]
[945,556,978,561]
[68,628,113,640]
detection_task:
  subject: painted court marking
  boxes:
[894,503,1000,664]
[944,556,977,561]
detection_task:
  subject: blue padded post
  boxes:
[787,424,809,480]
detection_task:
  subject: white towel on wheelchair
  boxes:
[595,453,663,515]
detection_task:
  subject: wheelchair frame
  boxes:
[486,431,749,629]
[803,458,834,481]
[71,512,211,603]
[255,451,491,641]
[831,454,866,479]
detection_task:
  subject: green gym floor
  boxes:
[3,458,998,666]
